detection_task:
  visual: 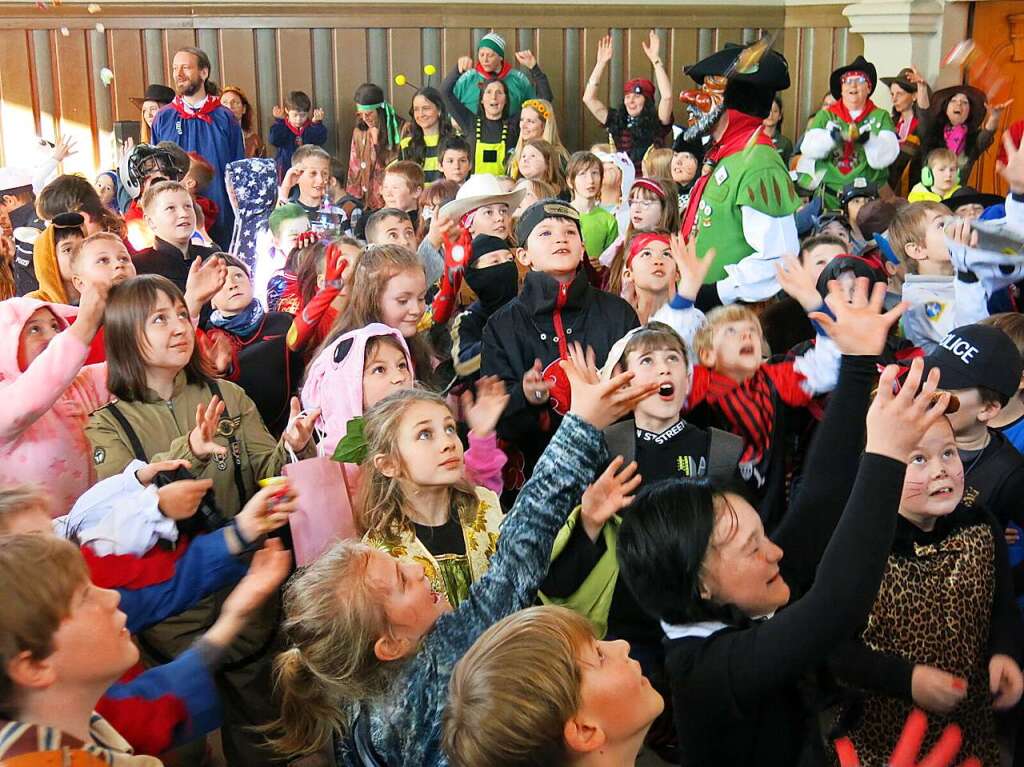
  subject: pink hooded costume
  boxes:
[301,323,504,495]
[0,297,109,516]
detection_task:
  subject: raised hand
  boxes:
[989,653,1024,710]
[206,332,234,375]
[234,479,299,543]
[514,50,537,70]
[136,458,192,486]
[157,477,215,520]
[775,254,824,312]
[911,664,968,714]
[567,341,600,385]
[204,539,293,650]
[458,55,474,73]
[864,359,950,463]
[52,135,78,163]
[324,242,349,288]
[311,107,325,123]
[835,708,980,767]
[999,130,1024,194]
[595,35,614,66]
[523,359,552,405]
[272,105,285,120]
[69,280,109,345]
[809,277,906,357]
[670,233,715,300]
[580,456,642,541]
[184,255,227,317]
[461,376,510,438]
[279,165,303,201]
[189,396,229,459]
[641,29,661,64]
[564,356,659,430]
[282,397,320,452]
[944,217,979,250]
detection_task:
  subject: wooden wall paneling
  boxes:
[537,28,566,122]
[0,30,36,168]
[779,26,803,143]
[108,30,145,123]
[422,27,443,78]
[388,28,422,116]
[844,25,863,62]
[608,28,624,101]
[143,29,164,87]
[671,26,700,100]
[581,26,610,150]
[163,29,198,82]
[333,28,368,170]
[32,29,56,142]
[807,27,834,123]
[254,28,279,147]
[53,29,98,176]
[276,29,314,103]
[312,28,337,156]
[562,28,582,151]
[442,27,472,74]
[218,30,259,107]
[624,28,650,83]
[89,29,114,171]
[196,29,221,84]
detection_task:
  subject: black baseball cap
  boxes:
[838,178,879,207]
[515,198,581,245]
[922,324,1024,400]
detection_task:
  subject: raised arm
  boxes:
[641,31,673,126]
[443,65,476,134]
[583,35,613,126]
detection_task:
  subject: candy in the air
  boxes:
[394,74,407,87]
[100,67,114,86]
[88,3,101,12]
[60,26,70,36]
[95,22,105,33]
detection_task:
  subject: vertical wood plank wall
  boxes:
[0,3,862,178]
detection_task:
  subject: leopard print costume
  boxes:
[834,515,1000,767]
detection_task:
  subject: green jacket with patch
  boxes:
[693,142,801,283]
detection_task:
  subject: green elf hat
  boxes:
[479,32,506,60]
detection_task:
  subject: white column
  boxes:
[842,0,969,110]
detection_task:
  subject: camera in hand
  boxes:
[153,466,228,536]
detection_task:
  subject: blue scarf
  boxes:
[210,298,265,339]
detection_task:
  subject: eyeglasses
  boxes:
[629,199,659,210]
[841,75,869,87]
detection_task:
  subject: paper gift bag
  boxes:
[283,456,357,566]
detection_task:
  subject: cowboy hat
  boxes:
[929,85,986,132]
[439,174,527,223]
[830,55,877,100]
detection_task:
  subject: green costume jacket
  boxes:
[452,67,536,115]
[796,104,898,210]
[691,141,801,284]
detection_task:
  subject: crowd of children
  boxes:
[0,29,1023,767]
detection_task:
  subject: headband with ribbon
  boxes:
[357,101,403,147]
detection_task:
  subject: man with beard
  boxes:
[796,56,900,210]
[151,46,244,249]
[678,42,802,306]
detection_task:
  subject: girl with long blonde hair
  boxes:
[507,98,569,178]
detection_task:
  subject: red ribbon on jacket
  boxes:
[827,98,878,174]
[286,119,312,137]
[680,110,774,240]
[169,95,223,125]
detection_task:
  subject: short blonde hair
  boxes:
[692,304,762,359]
[926,147,958,170]
[443,606,593,767]
[70,231,127,273]
[0,535,89,717]
[141,179,189,215]
[887,201,950,275]
[0,484,50,533]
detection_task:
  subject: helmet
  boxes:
[120,143,188,199]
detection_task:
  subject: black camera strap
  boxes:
[105,400,148,461]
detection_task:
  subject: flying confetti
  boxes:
[60,26,70,36]
[95,22,105,33]
[100,67,114,86]
[88,3,102,12]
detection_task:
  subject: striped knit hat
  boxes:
[479,32,506,59]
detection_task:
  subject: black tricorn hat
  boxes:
[830,55,877,100]
[685,43,791,119]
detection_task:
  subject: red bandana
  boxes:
[286,118,312,137]
[681,110,774,239]
[169,95,223,125]
[627,232,671,268]
[826,98,879,174]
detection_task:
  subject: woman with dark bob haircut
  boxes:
[617,282,953,767]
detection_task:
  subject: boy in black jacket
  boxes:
[481,198,639,490]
